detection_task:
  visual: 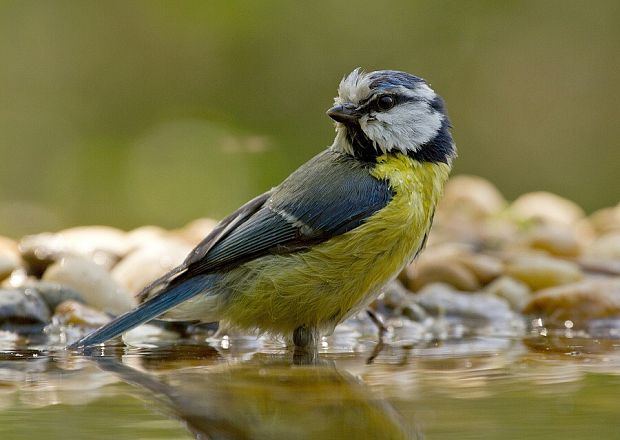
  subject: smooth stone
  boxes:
[0,237,21,281]
[174,217,218,245]
[375,281,428,322]
[577,257,620,276]
[111,238,192,295]
[43,256,135,315]
[438,175,506,218]
[0,255,18,282]
[124,225,171,251]
[505,254,583,290]
[54,300,111,327]
[122,323,183,348]
[589,204,620,235]
[414,283,518,329]
[0,236,19,256]
[0,287,51,333]
[408,260,481,292]
[456,253,504,284]
[510,191,585,226]
[19,226,129,273]
[585,232,620,259]
[523,279,620,326]
[523,224,582,257]
[28,281,85,311]
[484,276,531,311]
[404,243,486,292]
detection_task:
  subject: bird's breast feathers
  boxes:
[201,153,451,335]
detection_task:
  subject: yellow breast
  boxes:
[220,153,451,335]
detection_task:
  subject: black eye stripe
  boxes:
[356,94,423,113]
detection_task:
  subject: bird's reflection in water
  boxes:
[88,345,414,440]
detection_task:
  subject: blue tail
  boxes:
[68,276,211,349]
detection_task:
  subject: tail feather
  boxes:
[68,276,211,350]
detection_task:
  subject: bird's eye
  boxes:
[376,95,395,111]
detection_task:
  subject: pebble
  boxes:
[510,192,585,226]
[374,281,428,322]
[484,276,531,311]
[54,300,111,328]
[407,259,481,292]
[43,256,135,315]
[0,287,51,333]
[414,283,520,334]
[0,237,21,281]
[0,255,18,282]
[19,226,129,273]
[28,281,85,311]
[456,253,504,284]
[522,224,582,257]
[505,254,583,290]
[124,225,171,251]
[585,232,620,259]
[523,279,620,326]
[438,175,506,219]
[589,204,620,235]
[404,244,502,291]
[111,238,192,295]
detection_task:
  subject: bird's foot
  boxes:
[366,309,387,364]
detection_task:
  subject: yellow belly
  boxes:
[200,154,450,335]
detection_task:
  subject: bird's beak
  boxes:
[326,103,361,124]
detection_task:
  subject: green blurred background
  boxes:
[1,1,618,238]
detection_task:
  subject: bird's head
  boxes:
[328,69,456,163]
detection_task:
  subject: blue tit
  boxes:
[70,69,456,349]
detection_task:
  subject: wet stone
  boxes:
[484,276,531,312]
[43,256,135,315]
[54,300,111,328]
[523,279,620,327]
[414,283,521,335]
[0,287,51,334]
[28,281,85,311]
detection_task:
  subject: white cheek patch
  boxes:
[361,101,443,154]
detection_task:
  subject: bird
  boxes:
[69,68,456,350]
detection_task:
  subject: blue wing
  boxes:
[69,149,393,348]
[184,149,394,274]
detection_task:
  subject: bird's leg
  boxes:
[366,309,387,364]
[292,325,319,365]
[293,325,317,348]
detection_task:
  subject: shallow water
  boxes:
[1,334,620,440]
